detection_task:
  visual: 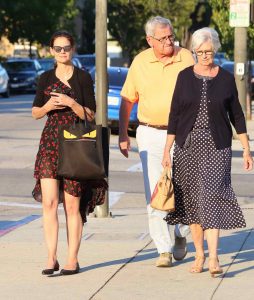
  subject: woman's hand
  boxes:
[43,97,66,112]
[162,151,172,169]
[243,150,253,171]
[50,92,74,108]
[84,107,95,121]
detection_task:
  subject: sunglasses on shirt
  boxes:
[53,45,72,53]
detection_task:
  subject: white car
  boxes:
[0,63,10,98]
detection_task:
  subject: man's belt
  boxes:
[139,122,168,130]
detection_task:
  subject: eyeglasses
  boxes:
[195,50,214,56]
[53,45,72,53]
[152,35,175,44]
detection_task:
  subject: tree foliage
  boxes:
[0,0,74,47]
[208,0,254,60]
[76,0,95,54]
[108,0,196,63]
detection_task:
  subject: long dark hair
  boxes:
[49,30,75,48]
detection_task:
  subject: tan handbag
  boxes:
[150,167,175,212]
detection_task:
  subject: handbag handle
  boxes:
[83,106,88,128]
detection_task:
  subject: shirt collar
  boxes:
[149,46,182,64]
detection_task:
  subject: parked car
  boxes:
[74,54,95,72]
[221,60,254,100]
[0,63,10,98]
[72,57,83,69]
[214,52,228,65]
[38,58,55,71]
[3,58,44,93]
[90,66,138,131]
[221,60,234,74]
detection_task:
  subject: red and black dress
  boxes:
[32,67,107,223]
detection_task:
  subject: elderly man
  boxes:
[119,16,194,267]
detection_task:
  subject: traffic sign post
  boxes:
[230,0,250,119]
[229,0,250,27]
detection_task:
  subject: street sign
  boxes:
[236,62,245,75]
[229,0,250,27]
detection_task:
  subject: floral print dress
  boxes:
[32,80,107,223]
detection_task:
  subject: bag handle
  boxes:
[83,106,88,128]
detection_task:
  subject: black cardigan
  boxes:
[168,66,247,150]
[33,66,96,112]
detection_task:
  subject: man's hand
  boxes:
[119,133,131,158]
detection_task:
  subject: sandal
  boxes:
[208,257,223,277]
[189,256,206,273]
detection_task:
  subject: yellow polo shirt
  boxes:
[121,47,194,125]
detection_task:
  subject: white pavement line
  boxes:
[109,191,124,207]
[0,201,44,209]
[82,233,94,240]
[138,232,149,240]
[0,191,124,209]
[127,162,143,172]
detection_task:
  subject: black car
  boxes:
[74,54,95,72]
[38,57,82,71]
[3,58,44,93]
[38,58,55,71]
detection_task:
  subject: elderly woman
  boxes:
[162,27,253,277]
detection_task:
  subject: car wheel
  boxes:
[2,85,10,98]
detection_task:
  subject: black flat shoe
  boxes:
[60,263,80,276]
[42,260,60,275]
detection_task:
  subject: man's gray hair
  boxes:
[191,27,221,53]
[145,16,173,36]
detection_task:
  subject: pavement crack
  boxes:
[210,227,254,300]
[88,239,153,300]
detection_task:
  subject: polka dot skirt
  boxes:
[165,74,246,230]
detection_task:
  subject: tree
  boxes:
[207,0,234,58]
[76,0,95,54]
[107,0,196,64]
[0,0,76,56]
[208,0,254,60]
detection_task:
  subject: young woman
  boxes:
[32,31,97,275]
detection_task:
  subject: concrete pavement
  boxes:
[0,104,254,299]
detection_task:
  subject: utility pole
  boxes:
[230,0,250,119]
[95,0,110,218]
[234,27,248,117]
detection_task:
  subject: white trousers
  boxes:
[136,125,190,254]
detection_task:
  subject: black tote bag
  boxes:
[57,115,109,181]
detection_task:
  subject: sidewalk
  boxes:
[0,121,254,300]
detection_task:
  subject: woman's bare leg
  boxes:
[63,192,83,269]
[190,224,205,257]
[205,228,222,272]
[189,224,205,272]
[41,178,59,268]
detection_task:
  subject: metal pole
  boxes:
[95,0,109,217]
[234,27,247,117]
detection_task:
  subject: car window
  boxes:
[78,56,95,66]
[221,63,234,74]
[4,61,36,72]
[90,68,128,87]
[39,60,54,71]
[108,69,127,86]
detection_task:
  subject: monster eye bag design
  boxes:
[57,110,109,181]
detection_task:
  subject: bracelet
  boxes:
[243,147,250,151]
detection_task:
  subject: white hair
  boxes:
[145,16,173,36]
[191,27,221,53]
